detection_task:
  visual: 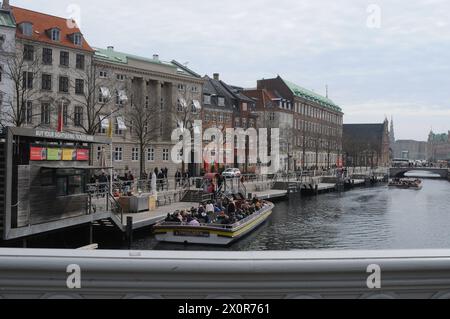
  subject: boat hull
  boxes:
[154,204,274,246]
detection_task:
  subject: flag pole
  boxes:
[108,114,113,196]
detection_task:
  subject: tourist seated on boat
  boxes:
[187,216,201,226]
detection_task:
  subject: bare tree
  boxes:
[0,43,46,128]
[127,101,161,179]
[70,61,118,135]
[173,88,201,174]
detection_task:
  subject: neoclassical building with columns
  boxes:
[92,46,204,177]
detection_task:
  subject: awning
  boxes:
[37,165,114,170]
[193,122,201,135]
[100,115,109,129]
[177,121,186,133]
[119,90,128,102]
[116,117,127,130]
[193,100,201,110]
[100,87,111,98]
[179,98,187,108]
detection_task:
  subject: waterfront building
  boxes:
[427,131,450,162]
[201,74,257,173]
[6,5,95,131]
[92,47,204,177]
[394,140,428,160]
[342,120,391,167]
[243,88,293,172]
[0,3,16,126]
[256,76,344,170]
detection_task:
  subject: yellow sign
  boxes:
[62,149,76,161]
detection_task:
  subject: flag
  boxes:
[57,102,63,132]
[107,117,113,138]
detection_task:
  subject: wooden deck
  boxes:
[121,202,198,230]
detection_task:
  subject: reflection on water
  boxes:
[128,180,450,251]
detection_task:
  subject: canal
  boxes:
[127,176,450,251]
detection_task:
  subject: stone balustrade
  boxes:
[1,249,450,299]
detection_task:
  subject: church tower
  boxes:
[2,0,10,10]
[389,116,396,158]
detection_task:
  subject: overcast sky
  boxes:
[13,0,450,141]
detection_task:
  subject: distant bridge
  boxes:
[389,167,449,179]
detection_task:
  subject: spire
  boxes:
[2,0,10,10]
[389,116,396,146]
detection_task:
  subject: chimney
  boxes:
[2,0,10,10]
[153,54,159,61]
[213,73,220,80]
[107,46,114,51]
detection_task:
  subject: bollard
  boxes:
[126,216,133,250]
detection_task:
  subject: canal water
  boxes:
[128,173,450,251]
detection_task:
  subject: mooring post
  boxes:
[126,216,133,250]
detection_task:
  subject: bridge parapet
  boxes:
[389,167,449,179]
[2,249,450,299]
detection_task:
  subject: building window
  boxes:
[50,28,60,41]
[99,71,107,78]
[147,147,155,162]
[269,112,275,121]
[23,71,33,89]
[74,106,83,127]
[73,33,83,46]
[59,76,69,93]
[25,101,33,124]
[63,103,69,126]
[191,86,198,93]
[23,44,34,61]
[60,51,69,66]
[114,147,123,162]
[145,96,149,108]
[42,48,52,65]
[75,79,84,95]
[203,94,211,105]
[41,103,51,125]
[160,98,164,110]
[21,23,33,36]
[76,54,85,70]
[116,74,125,81]
[178,84,185,91]
[132,147,139,162]
[177,99,183,112]
[162,148,169,162]
[114,118,122,135]
[41,74,52,91]
[218,97,225,107]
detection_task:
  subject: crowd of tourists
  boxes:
[164,196,268,226]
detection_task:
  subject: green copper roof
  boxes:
[283,79,342,112]
[93,47,175,68]
[0,10,15,28]
[430,133,448,142]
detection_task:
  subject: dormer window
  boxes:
[50,28,60,42]
[73,33,82,46]
[21,22,33,36]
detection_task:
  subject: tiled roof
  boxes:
[282,78,342,112]
[0,9,15,28]
[11,6,93,52]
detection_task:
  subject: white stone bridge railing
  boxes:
[2,249,450,299]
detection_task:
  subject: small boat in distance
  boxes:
[388,178,423,190]
[154,200,274,246]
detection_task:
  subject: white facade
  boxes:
[0,9,16,127]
